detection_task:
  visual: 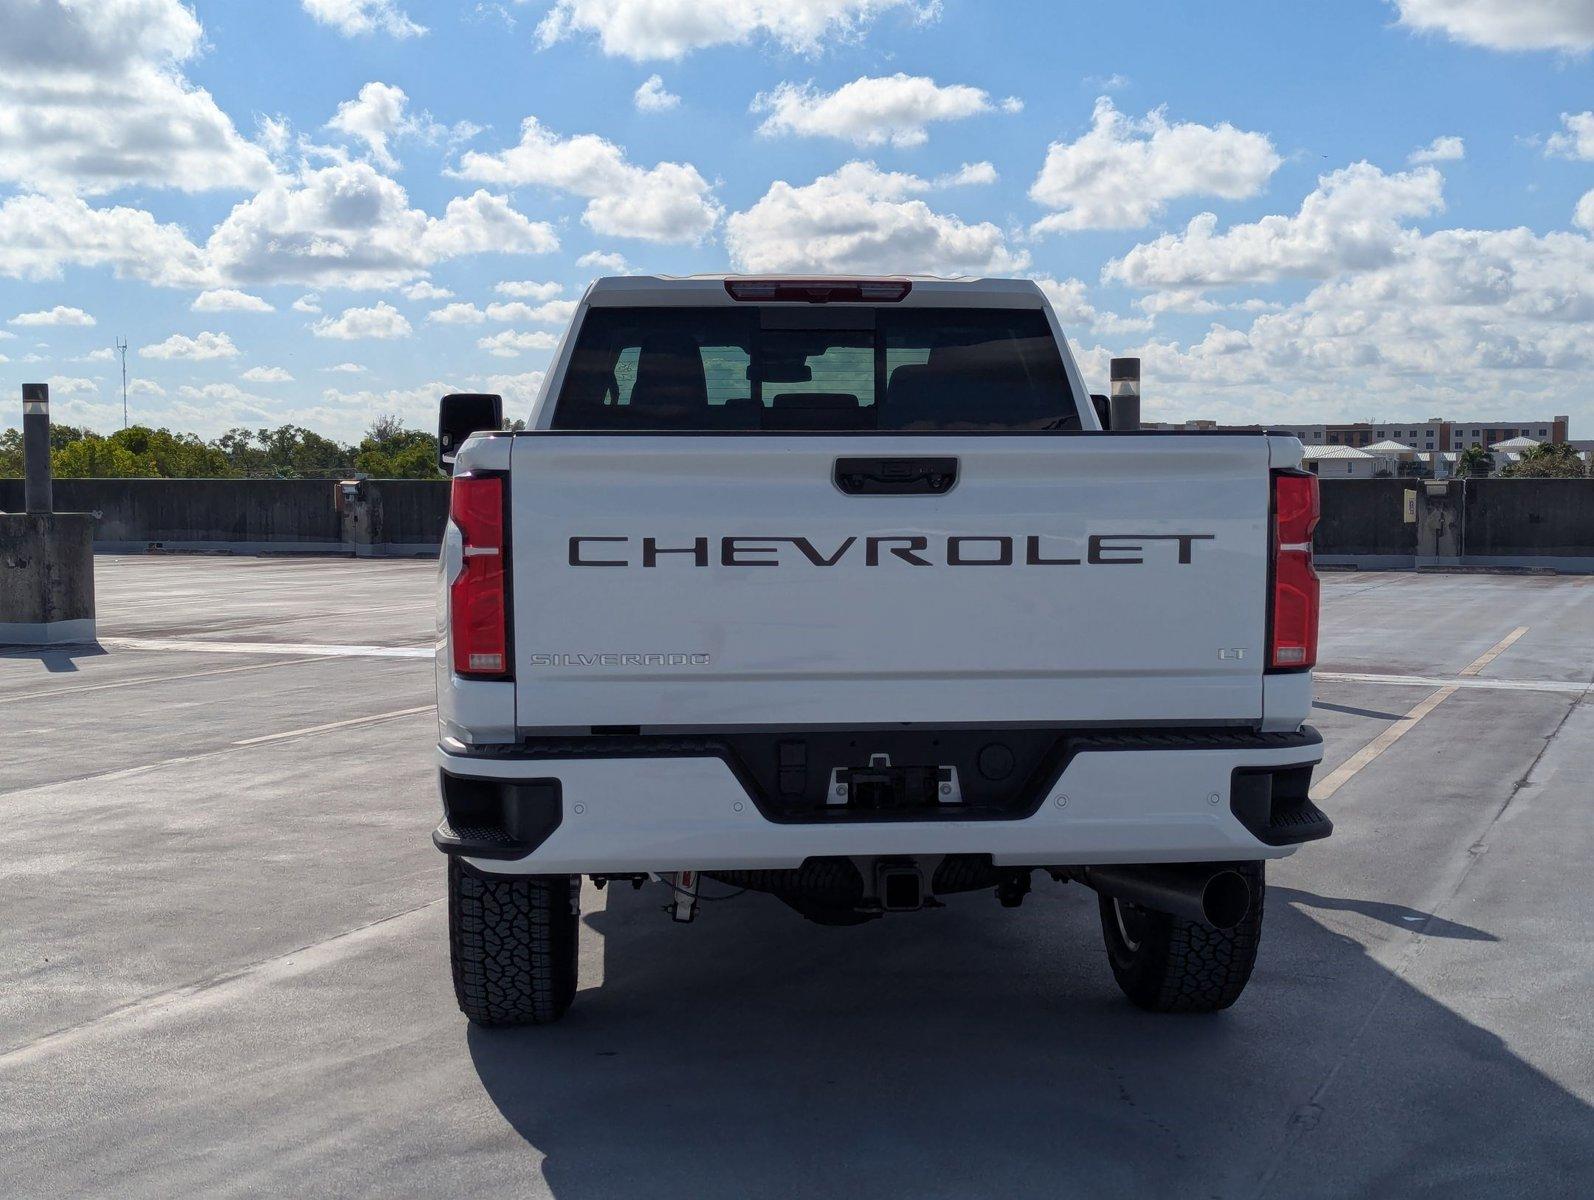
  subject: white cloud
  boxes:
[1576,189,1594,231]
[317,381,454,436]
[935,161,998,187]
[324,81,471,169]
[1105,164,1446,290]
[1391,0,1594,53]
[536,0,924,60]
[311,301,413,339]
[0,0,275,194]
[129,378,165,396]
[192,288,274,313]
[0,190,210,287]
[725,161,1029,276]
[323,362,369,373]
[1073,206,1594,428]
[1545,111,1594,161]
[456,117,720,243]
[576,250,631,273]
[1410,135,1465,163]
[140,331,240,360]
[10,305,95,326]
[402,280,453,300]
[634,75,681,112]
[327,82,416,169]
[495,279,563,299]
[0,164,555,293]
[485,299,578,324]
[478,330,561,357]
[753,74,1003,148]
[1030,97,1281,233]
[427,302,488,324]
[302,0,426,38]
[205,162,558,288]
[241,366,294,382]
[293,294,322,314]
[484,370,547,408]
[45,375,99,398]
[76,347,115,362]
[1031,276,1151,336]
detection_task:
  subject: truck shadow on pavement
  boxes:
[467,880,1590,1199]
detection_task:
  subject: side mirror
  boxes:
[438,392,503,473]
[1090,393,1111,431]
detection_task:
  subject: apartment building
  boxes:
[1145,416,1569,451]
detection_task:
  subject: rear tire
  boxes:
[1096,861,1264,1013]
[449,859,580,1026]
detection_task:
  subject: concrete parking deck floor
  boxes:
[2,559,1591,1198]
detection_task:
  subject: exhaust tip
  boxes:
[1201,870,1252,930]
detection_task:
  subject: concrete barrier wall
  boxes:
[374,480,452,548]
[0,478,448,554]
[2,476,1590,569]
[1317,479,1418,563]
[1463,479,1594,559]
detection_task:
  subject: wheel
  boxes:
[1096,861,1265,1013]
[448,859,580,1026]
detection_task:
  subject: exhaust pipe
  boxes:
[1079,864,1251,930]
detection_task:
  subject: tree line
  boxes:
[0,416,444,479]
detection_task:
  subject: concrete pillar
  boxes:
[336,479,384,557]
[1416,478,1463,568]
[2,384,97,646]
[1109,358,1141,432]
[23,382,51,514]
[1,513,96,644]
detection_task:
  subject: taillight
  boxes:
[1270,470,1320,670]
[450,473,509,678]
[723,279,911,303]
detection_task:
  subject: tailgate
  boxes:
[508,434,1272,730]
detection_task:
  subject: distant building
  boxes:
[1301,445,1378,477]
[1143,415,1570,452]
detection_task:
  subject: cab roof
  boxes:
[584,274,1048,309]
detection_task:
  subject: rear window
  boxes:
[550,307,1079,431]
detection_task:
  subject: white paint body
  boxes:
[436,276,1320,874]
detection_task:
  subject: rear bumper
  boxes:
[435,727,1326,875]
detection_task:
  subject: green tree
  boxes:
[353,414,443,479]
[212,425,354,478]
[1458,445,1494,478]
[0,427,20,477]
[1500,442,1588,479]
[108,426,236,477]
[52,436,157,477]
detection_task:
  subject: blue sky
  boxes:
[2,0,1591,441]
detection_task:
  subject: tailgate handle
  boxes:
[834,457,958,496]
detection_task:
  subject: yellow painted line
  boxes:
[1458,625,1528,676]
[231,705,433,746]
[1311,627,1529,802]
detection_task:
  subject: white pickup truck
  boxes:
[432,275,1330,1025]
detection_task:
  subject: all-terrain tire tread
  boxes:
[448,859,578,1026]
[1099,862,1265,1013]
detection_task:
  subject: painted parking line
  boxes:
[99,636,434,660]
[1311,628,1536,802]
[1315,672,1588,695]
[1458,626,1529,675]
[231,705,434,746]
[0,657,333,705]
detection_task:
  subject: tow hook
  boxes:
[996,869,1032,908]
